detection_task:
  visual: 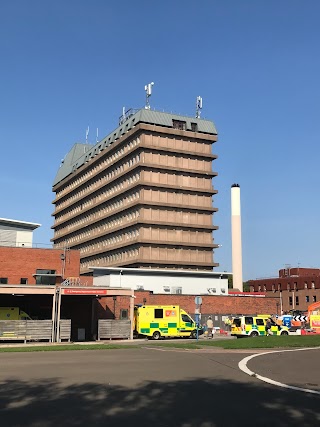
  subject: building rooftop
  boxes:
[0,218,41,230]
[53,108,217,187]
[89,266,229,278]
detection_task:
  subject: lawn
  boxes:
[0,343,139,353]
[0,335,320,352]
[146,335,320,350]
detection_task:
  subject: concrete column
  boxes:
[129,293,135,340]
[231,184,243,292]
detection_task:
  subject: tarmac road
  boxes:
[0,347,319,427]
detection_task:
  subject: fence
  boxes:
[98,320,131,340]
[59,319,72,342]
[0,320,53,343]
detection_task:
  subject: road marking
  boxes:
[238,347,320,395]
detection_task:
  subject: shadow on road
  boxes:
[0,377,319,427]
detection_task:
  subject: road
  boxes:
[0,346,319,426]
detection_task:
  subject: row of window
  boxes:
[80,248,140,269]
[1,277,28,284]
[55,190,140,238]
[145,170,212,190]
[289,295,317,306]
[56,153,141,211]
[149,133,212,156]
[256,282,318,292]
[57,210,140,245]
[55,137,140,199]
[80,228,140,255]
[54,172,140,226]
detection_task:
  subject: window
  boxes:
[0,278,8,284]
[191,122,198,132]
[306,296,310,303]
[244,317,253,325]
[20,278,28,285]
[256,318,264,326]
[35,269,56,286]
[312,282,315,289]
[289,296,293,306]
[295,296,299,306]
[313,296,317,303]
[154,309,163,318]
[181,314,193,323]
[172,120,186,130]
[120,309,128,320]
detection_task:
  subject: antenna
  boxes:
[196,96,203,118]
[85,126,89,144]
[145,82,154,109]
[96,128,99,143]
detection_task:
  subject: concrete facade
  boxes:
[52,109,219,274]
[91,266,229,295]
[0,218,40,248]
[249,267,320,312]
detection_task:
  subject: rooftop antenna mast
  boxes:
[196,96,203,118]
[85,126,89,144]
[96,128,99,143]
[145,82,154,109]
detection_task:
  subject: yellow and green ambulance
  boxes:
[134,305,202,339]
[231,315,289,338]
[0,307,32,320]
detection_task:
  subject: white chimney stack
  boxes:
[231,184,243,292]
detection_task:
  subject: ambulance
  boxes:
[134,305,202,339]
[0,307,32,320]
[231,315,289,338]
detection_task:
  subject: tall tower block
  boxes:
[231,184,243,291]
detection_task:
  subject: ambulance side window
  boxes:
[256,318,264,326]
[245,317,253,325]
[154,309,163,318]
[181,314,191,323]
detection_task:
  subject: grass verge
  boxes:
[1,335,320,353]
[0,344,139,353]
[146,335,320,350]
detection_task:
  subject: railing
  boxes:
[61,277,91,287]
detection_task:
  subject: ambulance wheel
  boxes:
[152,331,161,340]
[250,331,259,337]
[190,330,197,339]
[280,330,288,336]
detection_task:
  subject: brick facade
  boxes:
[97,291,279,320]
[249,268,320,312]
[0,247,80,285]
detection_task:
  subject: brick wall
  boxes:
[97,290,279,320]
[0,247,80,285]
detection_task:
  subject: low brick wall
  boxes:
[97,291,279,320]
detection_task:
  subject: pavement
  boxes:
[0,344,319,426]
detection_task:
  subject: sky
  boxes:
[1,1,320,281]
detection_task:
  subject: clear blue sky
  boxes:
[1,1,319,280]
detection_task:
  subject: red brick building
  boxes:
[248,267,320,313]
[0,246,80,285]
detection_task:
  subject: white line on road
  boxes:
[238,347,320,395]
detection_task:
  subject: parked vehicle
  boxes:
[231,315,289,338]
[0,307,32,320]
[134,305,202,339]
[307,301,320,333]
